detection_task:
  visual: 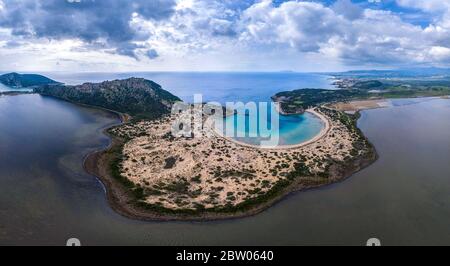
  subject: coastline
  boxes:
[1,91,381,222]
[83,127,377,222]
[83,105,378,222]
[0,91,34,97]
[329,99,390,113]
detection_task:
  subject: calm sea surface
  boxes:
[39,72,335,103]
[1,73,450,245]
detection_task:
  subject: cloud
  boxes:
[135,0,246,59]
[3,40,21,48]
[172,0,241,38]
[428,46,450,61]
[243,0,347,52]
[115,43,144,59]
[332,0,363,20]
[0,0,176,58]
[146,48,159,59]
[240,0,450,66]
[396,0,450,12]
[3,0,450,71]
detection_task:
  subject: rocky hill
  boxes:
[35,78,181,119]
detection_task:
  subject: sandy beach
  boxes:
[82,104,378,221]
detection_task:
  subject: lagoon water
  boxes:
[221,104,324,146]
[1,73,450,245]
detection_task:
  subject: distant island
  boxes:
[0,72,60,88]
[2,72,448,221]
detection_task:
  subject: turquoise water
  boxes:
[220,104,324,146]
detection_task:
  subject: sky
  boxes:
[1,0,450,72]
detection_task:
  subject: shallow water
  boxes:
[1,94,450,246]
[221,104,325,146]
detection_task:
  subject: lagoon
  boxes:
[221,104,325,147]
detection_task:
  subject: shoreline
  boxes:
[211,108,331,151]
[83,128,377,222]
[329,99,389,112]
[0,91,379,222]
[2,90,448,222]
[83,106,378,222]
[0,91,34,97]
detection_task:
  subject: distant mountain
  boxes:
[0,73,60,88]
[330,68,450,79]
[34,78,181,119]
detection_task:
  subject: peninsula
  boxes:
[26,74,449,221]
[35,78,181,120]
[34,77,376,221]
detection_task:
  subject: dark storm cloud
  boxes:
[115,43,145,59]
[0,0,176,58]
